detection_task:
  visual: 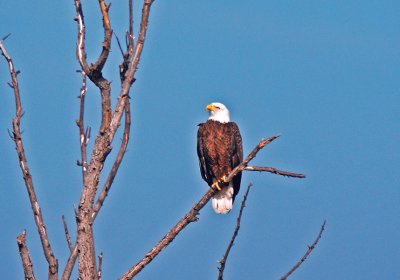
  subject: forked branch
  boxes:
[74,0,112,74]
[280,220,327,280]
[120,135,304,279]
[74,0,112,133]
[92,100,131,220]
[0,39,58,280]
[69,1,154,279]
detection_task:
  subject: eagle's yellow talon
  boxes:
[212,175,230,191]
[211,181,222,191]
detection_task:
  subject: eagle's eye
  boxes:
[214,106,220,109]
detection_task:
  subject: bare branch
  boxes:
[119,187,218,280]
[119,137,282,279]
[280,220,327,280]
[74,0,90,74]
[116,33,131,82]
[60,213,77,280]
[98,252,104,280]
[111,0,154,144]
[93,0,113,71]
[92,100,131,220]
[2,33,11,41]
[115,33,126,57]
[17,230,37,280]
[74,0,112,134]
[218,183,253,280]
[119,0,153,88]
[128,0,134,49]
[244,166,305,178]
[61,245,78,280]
[74,0,112,74]
[0,39,58,280]
[62,215,73,253]
[76,72,89,181]
[131,0,153,72]
[62,72,87,280]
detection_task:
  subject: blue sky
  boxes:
[0,1,399,279]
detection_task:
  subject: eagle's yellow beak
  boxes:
[206,104,216,111]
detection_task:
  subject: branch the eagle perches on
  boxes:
[119,134,305,279]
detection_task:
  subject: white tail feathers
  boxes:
[211,185,234,214]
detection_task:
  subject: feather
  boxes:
[211,185,234,214]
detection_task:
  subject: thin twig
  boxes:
[16,230,37,280]
[62,73,87,280]
[2,33,11,41]
[119,0,153,88]
[128,0,134,50]
[98,252,104,280]
[218,183,253,280]
[0,39,58,280]
[116,33,130,82]
[280,220,327,280]
[62,215,73,253]
[244,166,305,178]
[119,137,280,280]
[115,33,126,57]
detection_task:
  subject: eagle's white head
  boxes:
[206,102,230,123]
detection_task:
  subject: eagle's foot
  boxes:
[211,175,229,191]
[211,180,222,191]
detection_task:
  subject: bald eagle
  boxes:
[197,102,243,214]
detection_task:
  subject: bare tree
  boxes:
[1,1,323,279]
[1,0,154,278]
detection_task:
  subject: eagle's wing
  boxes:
[197,123,213,186]
[229,122,243,201]
[228,122,243,169]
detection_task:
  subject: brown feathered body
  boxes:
[197,120,243,213]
